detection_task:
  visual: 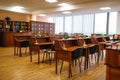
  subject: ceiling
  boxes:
[0,0,120,16]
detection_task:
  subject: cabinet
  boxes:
[13,21,29,32]
[5,20,13,32]
[105,47,120,80]
[49,23,55,36]
[0,20,4,32]
[0,20,13,32]
[30,21,55,36]
[0,20,30,32]
[0,32,14,47]
[0,20,30,47]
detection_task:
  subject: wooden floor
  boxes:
[0,47,106,80]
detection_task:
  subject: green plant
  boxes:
[64,36,69,39]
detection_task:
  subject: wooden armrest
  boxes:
[15,38,26,43]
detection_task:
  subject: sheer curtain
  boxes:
[64,16,72,34]
[73,15,83,33]
[94,13,107,34]
[48,12,117,35]
[82,14,94,35]
[53,17,64,34]
[108,12,117,34]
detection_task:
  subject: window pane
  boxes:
[95,13,107,34]
[82,14,94,35]
[64,16,72,34]
[109,12,117,34]
[53,17,64,34]
[73,15,83,33]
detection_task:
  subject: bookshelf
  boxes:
[30,21,55,36]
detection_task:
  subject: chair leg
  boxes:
[48,52,51,65]
[25,47,27,54]
[78,58,81,72]
[69,61,72,78]
[60,61,63,73]
[30,51,32,62]
[94,53,97,63]
[88,55,91,67]
[16,47,18,56]
[101,50,104,60]
[42,52,45,63]
[19,47,22,57]
[38,51,40,64]
[50,52,54,65]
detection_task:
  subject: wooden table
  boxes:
[55,38,95,77]
[29,37,54,64]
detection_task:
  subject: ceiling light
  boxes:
[58,5,75,11]
[100,7,111,10]
[38,14,46,16]
[58,3,70,6]
[45,0,58,3]
[9,6,24,12]
[62,11,72,14]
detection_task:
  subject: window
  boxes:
[50,12,117,35]
[82,14,94,35]
[64,16,72,34]
[94,13,107,34]
[53,17,64,34]
[73,15,83,33]
[108,12,117,34]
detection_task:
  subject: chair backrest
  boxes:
[51,44,55,51]
[90,37,98,44]
[90,44,99,54]
[77,39,85,46]
[72,48,83,60]
[21,40,29,47]
[14,36,29,47]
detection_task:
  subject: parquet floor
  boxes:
[0,47,106,80]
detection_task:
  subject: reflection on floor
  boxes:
[0,47,106,80]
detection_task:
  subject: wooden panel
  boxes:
[105,49,120,67]
[3,32,14,47]
[0,32,4,46]
[105,48,120,80]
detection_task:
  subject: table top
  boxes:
[34,42,53,46]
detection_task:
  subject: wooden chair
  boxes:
[14,37,29,57]
[56,40,83,78]
[60,47,83,77]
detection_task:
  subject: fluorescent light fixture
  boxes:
[58,5,75,11]
[45,0,57,3]
[58,3,70,6]
[9,6,25,12]
[38,14,46,16]
[100,7,111,10]
[62,11,72,14]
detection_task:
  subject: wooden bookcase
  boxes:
[30,21,55,36]
[0,20,55,47]
[13,21,29,32]
[0,20,4,32]
[0,20,29,32]
[0,20,30,47]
